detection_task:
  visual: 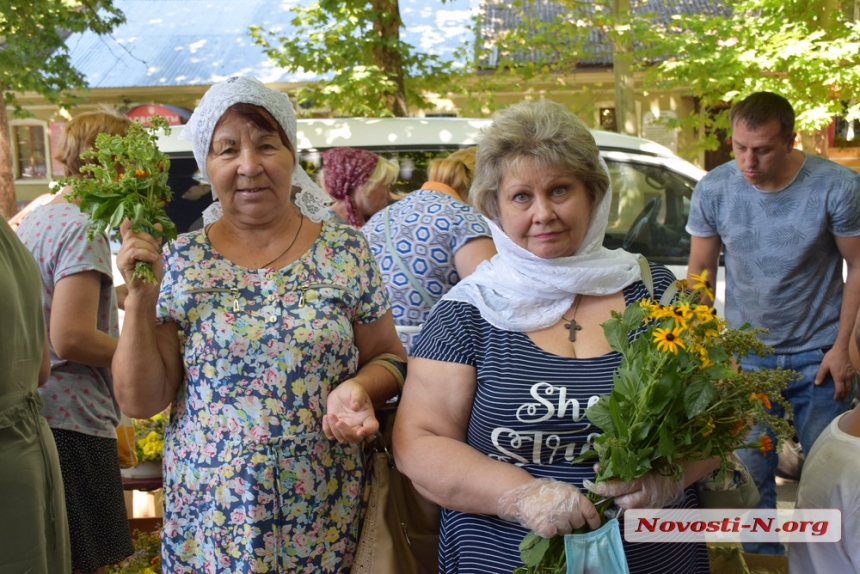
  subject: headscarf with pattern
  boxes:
[181,75,331,225]
[321,147,380,227]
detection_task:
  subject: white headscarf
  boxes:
[181,75,331,224]
[444,157,642,332]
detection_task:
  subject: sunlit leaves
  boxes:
[249,0,457,117]
[0,0,125,114]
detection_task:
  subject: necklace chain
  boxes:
[562,295,583,344]
[261,213,304,268]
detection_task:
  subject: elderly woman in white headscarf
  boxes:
[392,100,718,574]
[113,76,406,572]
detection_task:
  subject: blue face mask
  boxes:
[564,518,630,574]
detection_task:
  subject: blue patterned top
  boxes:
[411,263,709,574]
[362,190,492,353]
[686,154,860,351]
[155,220,388,572]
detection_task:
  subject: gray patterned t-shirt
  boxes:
[16,202,121,437]
[686,154,860,352]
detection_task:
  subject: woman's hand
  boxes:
[497,478,601,537]
[323,379,379,444]
[585,471,685,510]
[117,220,163,291]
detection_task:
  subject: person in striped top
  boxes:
[393,99,716,574]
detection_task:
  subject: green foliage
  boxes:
[466,0,860,150]
[637,0,860,150]
[0,0,125,115]
[51,116,176,284]
[583,281,797,485]
[249,0,458,116]
[514,532,567,574]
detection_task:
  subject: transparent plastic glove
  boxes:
[497,478,601,537]
[584,471,685,510]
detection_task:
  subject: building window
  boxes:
[13,124,49,179]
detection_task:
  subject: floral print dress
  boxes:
[156,221,388,573]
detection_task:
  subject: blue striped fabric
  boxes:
[411,262,709,573]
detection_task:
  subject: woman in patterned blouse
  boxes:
[112,76,406,573]
[362,147,497,353]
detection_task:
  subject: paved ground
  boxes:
[775,476,799,509]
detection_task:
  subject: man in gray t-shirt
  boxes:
[686,91,860,555]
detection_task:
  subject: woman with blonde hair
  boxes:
[393,100,714,573]
[362,146,496,353]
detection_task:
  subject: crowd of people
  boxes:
[3,76,860,574]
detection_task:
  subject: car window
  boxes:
[162,155,213,233]
[602,158,697,266]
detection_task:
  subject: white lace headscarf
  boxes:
[444,145,642,333]
[181,75,331,225]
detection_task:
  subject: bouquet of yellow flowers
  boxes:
[107,528,161,574]
[516,271,799,573]
[133,411,168,463]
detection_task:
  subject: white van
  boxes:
[156,117,724,312]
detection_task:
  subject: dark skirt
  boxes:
[52,428,134,572]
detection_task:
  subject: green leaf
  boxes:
[609,396,627,441]
[658,425,675,457]
[519,531,550,567]
[612,367,638,402]
[602,315,628,352]
[108,202,126,230]
[630,420,652,443]
[585,397,614,433]
[684,377,715,418]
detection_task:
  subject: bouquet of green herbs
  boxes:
[51,115,177,284]
[515,271,799,573]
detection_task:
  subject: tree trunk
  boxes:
[370,0,409,117]
[612,0,638,136]
[800,129,829,158]
[0,97,18,219]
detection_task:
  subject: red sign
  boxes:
[126,104,191,127]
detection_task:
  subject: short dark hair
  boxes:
[729,92,795,139]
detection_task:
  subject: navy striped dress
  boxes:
[410,263,709,574]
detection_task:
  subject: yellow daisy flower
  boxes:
[690,270,715,301]
[699,416,715,437]
[693,304,716,323]
[670,305,692,329]
[653,327,686,354]
[699,347,715,368]
[638,298,659,317]
[650,305,676,320]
